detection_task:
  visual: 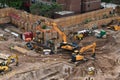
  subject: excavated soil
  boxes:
[0,23,120,80]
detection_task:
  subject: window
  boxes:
[88,4,90,7]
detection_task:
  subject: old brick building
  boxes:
[41,0,101,13]
[81,0,101,13]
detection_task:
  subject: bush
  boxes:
[30,2,62,18]
[42,25,47,29]
[0,0,23,9]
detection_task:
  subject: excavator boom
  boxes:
[46,22,67,42]
[45,22,78,51]
[80,42,96,55]
[6,55,18,66]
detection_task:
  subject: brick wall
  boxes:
[82,0,101,12]
[58,0,82,13]
[70,0,81,13]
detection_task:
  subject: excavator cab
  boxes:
[71,50,88,66]
[45,22,79,51]
[107,25,120,31]
[60,42,79,51]
[0,55,18,74]
[7,55,19,66]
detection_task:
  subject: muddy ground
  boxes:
[0,23,120,80]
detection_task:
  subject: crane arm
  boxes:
[79,42,96,54]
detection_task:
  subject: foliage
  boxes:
[7,0,23,9]
[0,0,6,8]
[42,25,47,29]
[30,2,62,18]
[102,0,120,4]
[0,0,23,9]
[112,0,120,4]
[83,18,92,24]
[102,14,108,19]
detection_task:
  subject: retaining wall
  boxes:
[0,8,114,29]
[53,8,113,27]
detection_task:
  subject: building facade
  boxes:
[81,0,101,13]
[41,0,101,13]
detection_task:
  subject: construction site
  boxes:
[0,7,120,80]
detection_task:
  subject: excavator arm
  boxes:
[45,22,67,42]
[79,42,96,56]
[45,22,78,51]
[6,55,18,66]
[52,23,67,42]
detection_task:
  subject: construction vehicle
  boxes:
[107,25,120,31]
[0,55,18,74]
[6,55,18,66]
[93,30,106,38]
[87,67,95,75]
[73,29,90,40]
[71,42,96,64]
[25,21,78,52]
[74,33,84,40]
[46,22,78,51]
[0,34,8,41]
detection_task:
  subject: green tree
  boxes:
[0,0,6,8]
[30,2,62,18]
[112,0,120,4]
[0,0,23,9]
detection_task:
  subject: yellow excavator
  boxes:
[107,25,120,31]
[71,42,96,63]
[46,22,78,51]
[0,55,18,74]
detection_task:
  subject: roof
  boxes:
[101,2,118,9]
[55,11,74,15]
